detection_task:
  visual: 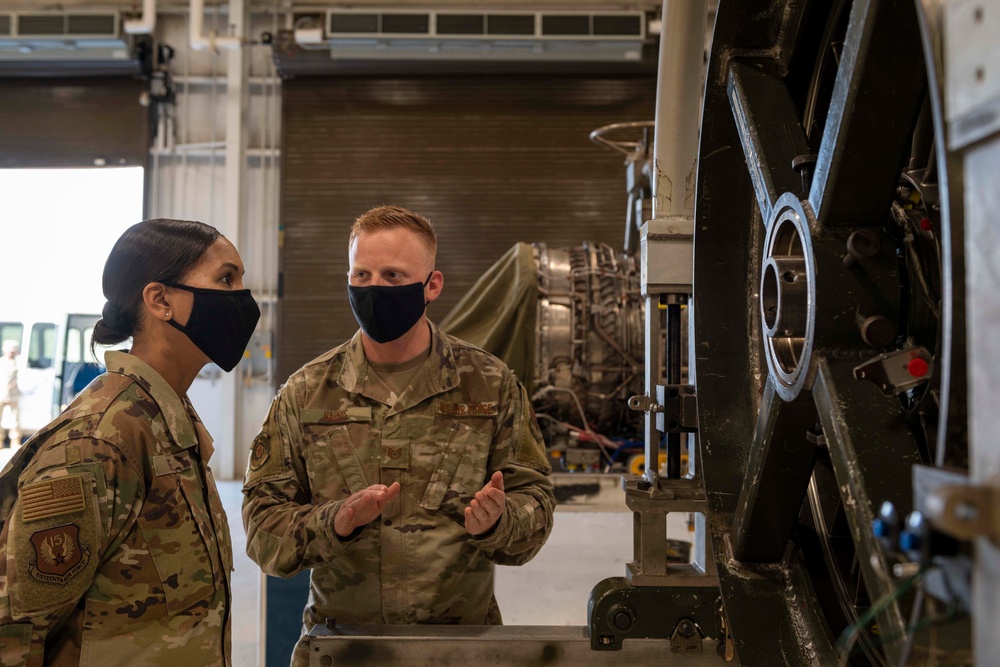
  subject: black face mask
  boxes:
[163,282,261,372]
[348,273,431,344]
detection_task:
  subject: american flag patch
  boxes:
[21,476,86,523]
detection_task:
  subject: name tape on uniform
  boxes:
[436,402,498,417]
[301,407,373,424]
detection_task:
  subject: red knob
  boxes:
[907,357,929,378]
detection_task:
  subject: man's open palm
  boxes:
[334,482,401,537]
[465,471,505,536]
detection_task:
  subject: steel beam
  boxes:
[306,623,727,666]
[812,357,922,664]
[731,380,819,562]
[809,0,926,227]
[726,62,812,225]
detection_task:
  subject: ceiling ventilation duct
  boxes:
[272,8,657,77]
[0,11,148,76]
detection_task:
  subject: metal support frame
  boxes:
[588,0,718,654]
[306,624,726,666]
[948,30,1000,652]
[625,0,712,588]
[692,0,970,661]
[218,0,249,479]
[589,578,722,653]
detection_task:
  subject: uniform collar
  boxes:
[337,320,461,408]
[103,350,204,453]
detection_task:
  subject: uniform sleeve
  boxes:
[473,371,555,566]
[0,441,138,667]
[241,385,352,578]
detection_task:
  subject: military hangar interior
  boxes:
[0,0,997,665]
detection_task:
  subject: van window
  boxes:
[65,327,83,364]
[0,322,24,350]
[28,323,56,369]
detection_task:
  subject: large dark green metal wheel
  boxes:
[694,0,966,664]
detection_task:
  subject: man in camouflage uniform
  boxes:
[0,351,232,666]
[242,205,555,665]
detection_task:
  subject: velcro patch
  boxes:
[436,402,498,417]
[301,407,372,424]
[28,523,91,584]
[381,439,410,470]
[248,433,270,471]
[21,475,86,523]
[152,453,193,477]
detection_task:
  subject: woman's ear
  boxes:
[141,282,173,322]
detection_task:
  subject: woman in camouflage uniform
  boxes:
[0,219,260,666]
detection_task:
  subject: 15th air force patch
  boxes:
[28,523,91,584]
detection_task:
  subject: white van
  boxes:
[0,311,104,438]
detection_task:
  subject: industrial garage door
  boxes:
[0,77,149,169]
[279,75,656,378]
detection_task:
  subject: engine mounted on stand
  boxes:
[531,242,646,472]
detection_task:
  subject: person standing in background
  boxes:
[0,340,21,449]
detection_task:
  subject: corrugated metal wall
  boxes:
[279,75,655,379]
[0,78,149,168]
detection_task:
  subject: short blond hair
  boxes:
[349,205,437,258]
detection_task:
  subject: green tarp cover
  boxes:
[440,242,538,388]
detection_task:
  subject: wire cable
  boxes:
[897,583,926,666]
[532,385,616,464]
[837,568,930,667]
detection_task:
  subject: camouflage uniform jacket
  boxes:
[0,351,232,667]
[242,323,555,638]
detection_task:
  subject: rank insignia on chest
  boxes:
[28,523,91,584]
[380,439,410,470]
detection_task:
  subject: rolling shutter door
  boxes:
[279,75,655,378]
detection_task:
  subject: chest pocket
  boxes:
[137,453,217,616]
[300,408,373,499]
[418,419,492,522]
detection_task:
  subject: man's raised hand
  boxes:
[465,471,505,536]
[334,482,401,537]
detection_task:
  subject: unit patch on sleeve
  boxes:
[21,475,86,523]
[248,434,270,471]
[28,523,91,584]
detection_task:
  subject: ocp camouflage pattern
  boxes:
[242,323,554,666]
[0,351,232,666]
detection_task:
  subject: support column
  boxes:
[219,0,249,479]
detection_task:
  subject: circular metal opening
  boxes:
[760,211,813,387]
[761,262,780,332]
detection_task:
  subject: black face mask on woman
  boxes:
[348,273,432,344]
[163,282,261,372]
